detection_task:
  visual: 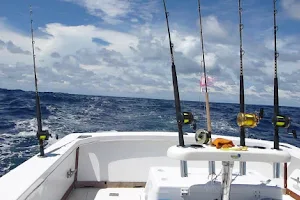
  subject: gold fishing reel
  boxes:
[195,129,209,144]
[237,108,264,128]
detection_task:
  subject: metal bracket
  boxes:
[67,168,77,178]
[181,188,189,199]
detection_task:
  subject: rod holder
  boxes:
[180,160,188,177]
[221,161,234,200]
[273,162,280,178]
[239,161,246,175]
[209,161,215,175]
[37,130,50,157]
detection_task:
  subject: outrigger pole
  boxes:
[30,6,50,157]
[197,0,215,176]
[162,0,188,177]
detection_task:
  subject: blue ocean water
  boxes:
[0,88,300,177]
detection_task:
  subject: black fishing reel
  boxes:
[237,108,264,128]
[36,130,51,141]
[37,129,57,147]
[272,115,291,128]
[272,114,297,139]
[179,112,197,132]
[36,130,58,141]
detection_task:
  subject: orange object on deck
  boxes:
[212,138,235,149]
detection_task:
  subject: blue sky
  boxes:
[0,0,300,106]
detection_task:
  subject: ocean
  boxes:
[0,88,299,177]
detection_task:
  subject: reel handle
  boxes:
[259,108,264,119]
[292,130,297,139]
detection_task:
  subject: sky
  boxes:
[0,0,300,107]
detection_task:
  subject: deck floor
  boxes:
[67,187,296,200]
[67,188,145,200]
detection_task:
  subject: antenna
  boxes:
[197,0,215,176]
[30,6,50,157]
[162,0,188,177]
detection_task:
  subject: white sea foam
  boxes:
[14,118,50,137]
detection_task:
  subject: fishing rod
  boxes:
[30,6,50,157]
[238,0,245,147]
[236,0,264,135]
[162,0,192,177]
[196,0,215,177]
[272,0,280,152]
[271,0,297,147]
[236,0,265,175]
[197,0,212,145]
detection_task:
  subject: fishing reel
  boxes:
[272,115,291,128]
[180,112,197,132]
[37,130,51,141]
[195,129,209,144]
[237,108,264,128]
[272,114,297,139]
[36,129,58,157]
[180,112,212,144]
[36,130,58,141]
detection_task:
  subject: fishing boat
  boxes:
[0,0,299,200]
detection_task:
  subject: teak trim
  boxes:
[75,181,146,189]
[286,188,300,200]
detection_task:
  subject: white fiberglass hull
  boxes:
[0,131,299,200]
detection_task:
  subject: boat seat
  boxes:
[167,144,291,162]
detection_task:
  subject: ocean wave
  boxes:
[0,88,300,177]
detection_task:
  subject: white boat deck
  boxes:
[67,187,295,200]
[67,188,145,200]
[67,166,298,200]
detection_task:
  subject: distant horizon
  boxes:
[2,87,299,109]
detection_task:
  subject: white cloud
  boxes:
[63,0,159,24]
[1,3,300,106]
[65,0,130,20]
[202,15,228,38]
[282,0,300,20]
